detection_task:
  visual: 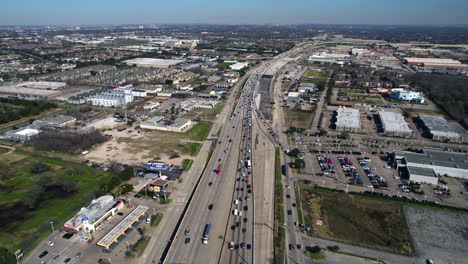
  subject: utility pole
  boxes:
[50,221,55,233]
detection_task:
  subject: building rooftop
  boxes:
[336,107,361,129]
[65,195,116,228]
[378,111,412,133]
[419,115,459,138]
[395,149,468,170]
[124,58,185,67]
[407,166,438,178]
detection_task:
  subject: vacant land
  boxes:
[405,206,468,263]
[85,121,212,165]
[298,184,413,255]
[302,70,328,89]
[0,151,115,254]
[284,106,316,129]
[0,98,57,125]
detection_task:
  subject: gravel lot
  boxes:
[405,206,468,264]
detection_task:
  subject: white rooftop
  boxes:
[379,111,412,134]
[336,107,361,129]
[124,58,185,67]
[15,128,40,136]
[65,195,116,228]
[419,115,460,138]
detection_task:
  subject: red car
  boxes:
[247,184,252,189]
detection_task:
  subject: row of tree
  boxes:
[30,129,107,154]
[0,98,57,125]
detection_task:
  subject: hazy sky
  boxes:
[2,0,468,26]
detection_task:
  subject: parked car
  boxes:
[39,251,48,258]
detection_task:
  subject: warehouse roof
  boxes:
[378,111,412,133]
[407,166,438,178]
[65,195,116,228]
[124,58,185,67]
[336,107,361,129]
[419,115,460,138]
[395,149,468,170]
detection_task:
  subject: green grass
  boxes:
[126,236,151,258]
[219,62,236,68]
[274,147,286,264]
[284,107,316,129]
[298,184,414,255]
[160,198,172,205]
[304,250,326,260]
[294,183,304,228]
[0,151,116,254]
[150,213,163,227]
[302,70,327,78]
[182,159,193,171]
[335,250,387,263]
[179,143,201,156]
[184,121,213,141]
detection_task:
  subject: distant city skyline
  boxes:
[2,0,468,26]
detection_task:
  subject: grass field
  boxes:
[0,151,116,254]
[182,159,193,171]
[403,108,447,119]
[274,148,285,263]
[284,107,316,129]
[298,184,413,255]
[219,62,236,68]
[302,70,327,78]
[184,121,213,141]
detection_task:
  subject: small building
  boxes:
[140,116,193,133]
[131,89,147,97]
[389,89,424,103]
[5,128,40,142]
[335,107,361,132]
[229,62,249,70]
[143,102,160,111]
[64,195,124,233]
[419,115,461,142]
[34,115,76,128]
[378,111,413,137]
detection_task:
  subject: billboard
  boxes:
[147,162,165,169]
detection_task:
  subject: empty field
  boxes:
[0,151,115,255]
[297,184,413,255]
[284,107,316,129]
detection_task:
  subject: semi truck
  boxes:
[202,224,212,244]
[245,160,251,168]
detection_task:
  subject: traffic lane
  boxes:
[167,123,241,263]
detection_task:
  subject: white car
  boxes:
[48,241,54,247]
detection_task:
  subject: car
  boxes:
[208,204,214,210]
[426,259,434,264]
[243,217,248,223]
[134,193,142,198]
[240,243,246,249]
[292,203,296,207]
[231,225,235,230]
[64,258,71,263]
[229,139,232,143]
[228,242,235,250]
[75,252,81,258]
[208,181,213,186]
[62,233,74,239]
[246,244,252,249]
[48,241,54,247]
[243,205,248,211]
[242,228,247,233]
[39,251,48,258]
[297,244,302,249]
[289,244,295,250]
[117,212,124,216]
[184,228,190,235]
[52,255,60,262]
[287,210,292,215]
[286,194,290,198]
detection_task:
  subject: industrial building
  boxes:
[64,195,124,233]
[403,57,468,69]
[419,115,461,142]
[91,88,134,107]
[335,107,361,132]
[123,58,185,68]
[4,128,40,142]
[378,111,413,137]
[392,149,468,184]
[33,115,76,129]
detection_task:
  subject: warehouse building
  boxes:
[4,128,41,142]
[392,149,468,184]
[419,115,461,142]
[229,62,249,70]
[378,111,413,137]
[140,116,193,132]
[335,107,361,132]
[123,58,185,68]
[64,195,124,233]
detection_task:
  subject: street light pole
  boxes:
[50,221,55,233]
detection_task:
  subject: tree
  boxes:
[318,129,328,136]
[165,79,173,85]
[35,173,53,187]
[31,162,50,174]
[289,148,301,157]
[119,165,135,181]
[58,178,77,193]
[295,159,306,169]
[340,132,350,139]
[306,245,321,253]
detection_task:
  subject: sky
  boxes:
[2,0,468,26]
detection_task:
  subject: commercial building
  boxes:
[143,102,160,111]
[140,117,193,132]
[123,58,185,68]
[15,81,66,90]
[392,149,468,183]
[335,107,361,132]
[33,115,76,128]
[403,57,468,69]
[378,111,412,137]
[389,88,424,103]
[131,89,147,97]
[229,62,249,70]
[64,195,124,233]
[91,88,134,107]
[419,115,461,142]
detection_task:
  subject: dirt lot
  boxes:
[404,206,468,263]
[299,184,414,255]
[84,122,211,166]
